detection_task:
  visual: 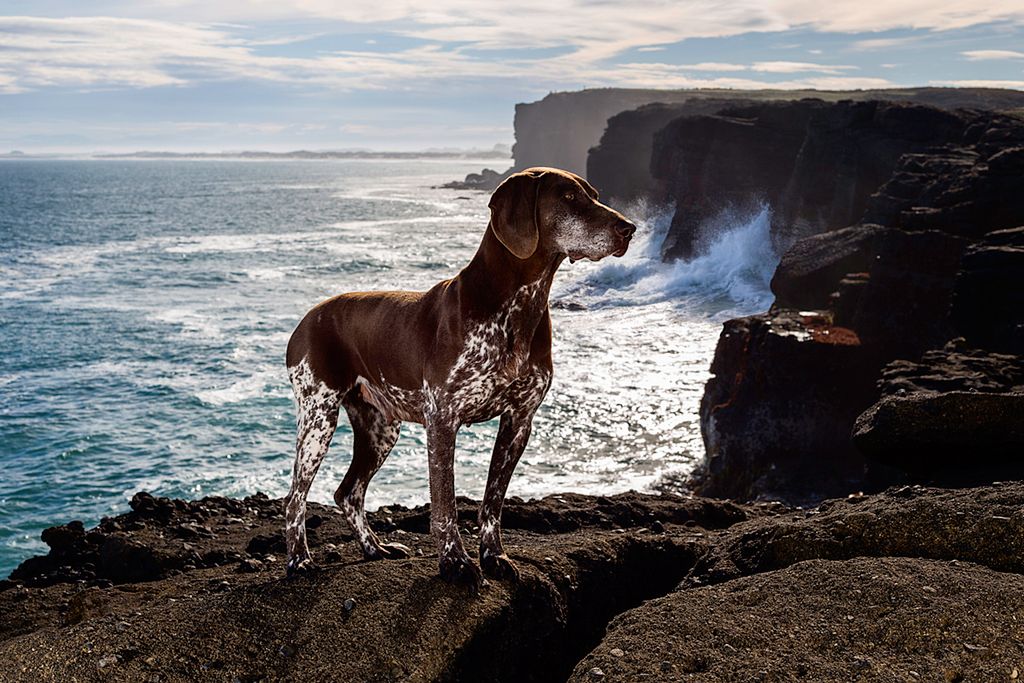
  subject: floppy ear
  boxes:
[488,170,542,259]
[574,175,600,200]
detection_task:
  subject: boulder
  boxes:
[853,391,1024,478]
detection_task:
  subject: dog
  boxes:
[283,166,636,590]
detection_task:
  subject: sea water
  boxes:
[0,159,777,576]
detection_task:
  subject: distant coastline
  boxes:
[0,146,511,161]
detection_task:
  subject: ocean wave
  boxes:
[553,199,778,319]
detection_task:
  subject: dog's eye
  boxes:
[564,192,575,201]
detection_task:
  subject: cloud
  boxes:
[750,61,858,74]
[849,36,924,51]
[962,49,1024,60]
[0,14,891,95]
[604,62,894,90]
[673,62,749,72]
[1,2,1021,96]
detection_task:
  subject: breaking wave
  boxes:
[554,199,779,320]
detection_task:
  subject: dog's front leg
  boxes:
[427,418,483,592]
[478,410,533,580]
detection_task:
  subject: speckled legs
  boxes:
[335,393,408,561]
[427,420,483,591]
[284,359,341,576]
[479,412,534,580]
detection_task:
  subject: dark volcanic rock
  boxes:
[952,226,1024,354]
[653,100,974,260]
[686,482,1024,585]
[839,229,967,358]
[853,391,1024,477]
[587,99,756,201]
[571,557,1024,682]
[876,342,1024,396]
[771,223,894,310]
[0,489,760,683]
[865,117,1024,236]
[696,309,882,503]
[7,484,1024,682]
[852,341,1024,480]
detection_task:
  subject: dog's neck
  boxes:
[457,223,564,320]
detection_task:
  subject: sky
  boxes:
[2,1,1023,153]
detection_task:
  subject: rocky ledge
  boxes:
[4,483,1024,681]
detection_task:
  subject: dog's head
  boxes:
[487,167,636,262]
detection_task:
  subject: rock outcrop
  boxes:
[697,310,881,503]
[451,86,1024,194]
[651,100,993,260]
[6,484,1024,682]
[683,95,1024,503]
[571,482,1024,681]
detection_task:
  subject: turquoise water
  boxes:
[0,159,777,577]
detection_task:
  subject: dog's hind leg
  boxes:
[284,359,341,576]
[335,391,409,560]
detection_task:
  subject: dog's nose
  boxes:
[615,220,636,239]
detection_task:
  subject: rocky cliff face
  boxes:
[651,100,984,260]
[691,100,1024,503]
[583,87,1024,205]
[448,86,1024,193]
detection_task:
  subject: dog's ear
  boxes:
[488,170,543,259]
[568,171,599,200]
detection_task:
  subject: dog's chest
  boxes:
[432,283,550,422]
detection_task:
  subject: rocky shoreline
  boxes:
[4,484,1024,681]
[8,87,1024,681]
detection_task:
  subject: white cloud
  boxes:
[750,61,858,74]
[850,36,924,51]
[1,1,1021,96]
[962,49,1024,60]
[673,62,749,72]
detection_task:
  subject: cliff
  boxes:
[651,100,1019,260]
[448,86,1024,192]
[581,87,1024,199]
[689,99,1024,502]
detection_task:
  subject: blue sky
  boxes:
[2,1,1023,152]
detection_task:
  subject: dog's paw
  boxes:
[285,556,318,578]
[481,552,520,581]
[439,554,485,595]
[366,542,412,561]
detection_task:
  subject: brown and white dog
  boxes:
[283,166,636,590]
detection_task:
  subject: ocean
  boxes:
[0,158,778,577]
